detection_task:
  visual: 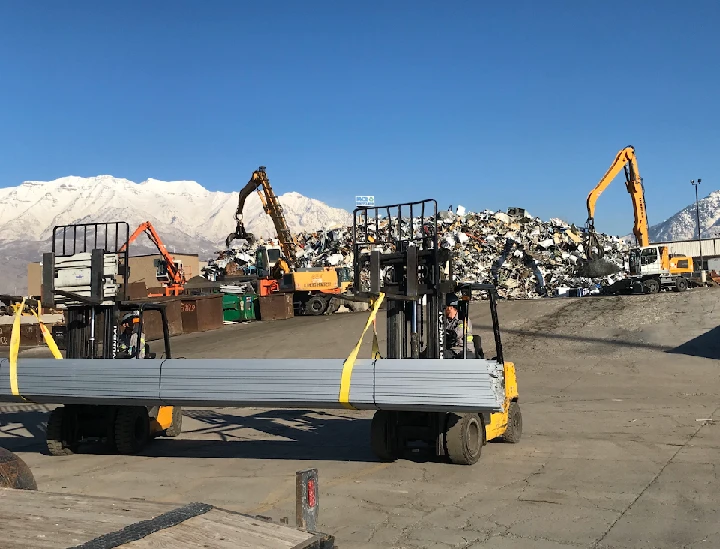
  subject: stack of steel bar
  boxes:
[0,358,504,413]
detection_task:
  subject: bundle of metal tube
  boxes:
[0,358,504,413]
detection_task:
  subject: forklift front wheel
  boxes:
[114,407,150,455]
[46,407,78,456]
[502,401,522,443]
[445,413,483,465]
[370,410,399,462]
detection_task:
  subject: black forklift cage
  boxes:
[51,221,130,257]
[352,199,441,300]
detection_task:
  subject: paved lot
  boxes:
[2,290,720,548]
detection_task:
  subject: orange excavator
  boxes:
[583,146,694,293]
[120,222,187,296]
[225,166,352,314]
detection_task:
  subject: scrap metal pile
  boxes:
[204,206,630,299]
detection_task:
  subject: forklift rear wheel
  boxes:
[674,277,689,292]
[46,407,78,456]
[445,413,483,465]
[644,279,660,294]
[502,402,522,443]
[370,410,399,462]
[115,407,150,454]
[162,407,183,437]
[305,295,328,316]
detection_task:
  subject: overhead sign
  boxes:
[355,195,375,207]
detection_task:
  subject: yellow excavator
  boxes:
[226,166,352,314]
[585,145,693,293]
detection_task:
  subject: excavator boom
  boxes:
[585,146,649,258]
[120,222,186,292]
[226,166,298,268]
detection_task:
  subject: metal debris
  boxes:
[204,206,630,300]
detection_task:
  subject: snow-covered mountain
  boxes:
[648,190,720,242]
[0,175,351,294]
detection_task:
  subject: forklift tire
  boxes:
[162,407,183,438]
[114,407,150,455]
[370,410,399,462]
[305,295,328,316]
[674,277,689,293]
[46,407,77,456]
[643,279,660,294]
[445,413,483,465]
[502,402,522,444]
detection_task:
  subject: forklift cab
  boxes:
[448,283,506,362]
[116,302,172,360]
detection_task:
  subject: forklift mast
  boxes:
[351,199,454,360]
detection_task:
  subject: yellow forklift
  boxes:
[41,222,182,456]
[351,199,522,465]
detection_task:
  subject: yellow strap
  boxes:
[339,293,385,409]
[9,298,26,399]
[9,301,62,401]
[371,319,381,360]
[31,310,63,360]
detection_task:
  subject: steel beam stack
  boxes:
[0,357,504,413]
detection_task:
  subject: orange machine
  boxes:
[226,167,351,314]
[120,222,187,296]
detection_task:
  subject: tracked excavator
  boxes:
[226,166,351,315]
[584,146,693,293]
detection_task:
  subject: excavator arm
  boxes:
[120,222,186,288]
[585,145,649,258]
[226,166,298,269]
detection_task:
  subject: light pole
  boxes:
[691,178,703,272]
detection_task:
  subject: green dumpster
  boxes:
[222,294,242,322]
[240,293,258,321]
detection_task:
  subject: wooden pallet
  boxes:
[0,488,334,549]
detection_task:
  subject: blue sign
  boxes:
[355,195,375,207]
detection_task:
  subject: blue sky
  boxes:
[1,1,718,236]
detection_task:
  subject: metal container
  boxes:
[181,295,223,333]
[142,299,184,341]
[240,293,258,321]
[222,294,241,322]
[259,293,294,321]
[0,324,42,348]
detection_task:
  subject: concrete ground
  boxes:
[2,289,720,548]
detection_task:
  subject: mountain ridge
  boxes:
[0,175,352,293]
[647,189,720,242]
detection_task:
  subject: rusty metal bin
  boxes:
[141,299,184,341]
[0,323,42,348]
[181,295,223,333]
[259,293,294,321]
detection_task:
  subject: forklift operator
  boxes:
[118,312,145,359]
[444,294,474,359]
